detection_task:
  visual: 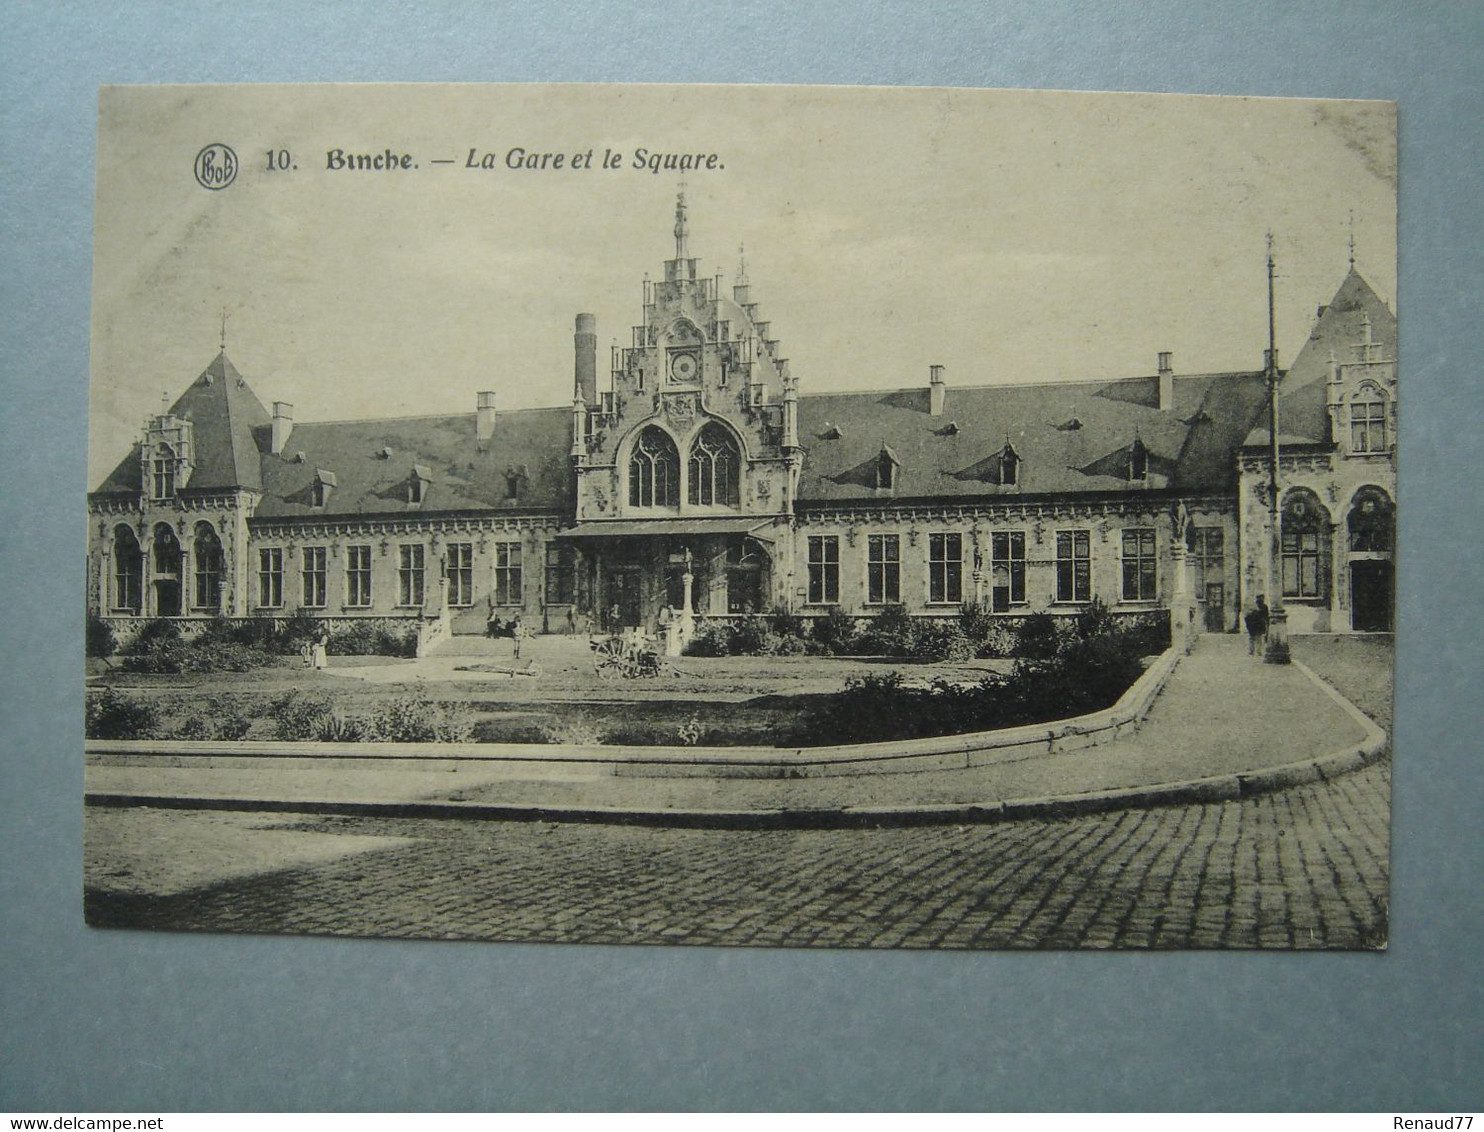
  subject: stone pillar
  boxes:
[678,570,695,649]
[1169,539,1198,654]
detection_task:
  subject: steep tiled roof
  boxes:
[92,352,271,495]
[1244,268,1397,446]
[796,371,1269,505]
[253,406,573,518]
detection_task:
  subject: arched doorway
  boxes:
[1347,487,1394,632]
[152,523,183,617]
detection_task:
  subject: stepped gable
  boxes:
[253,405,573,517]
[795,370,1268,504]
[1245,267,1396,447]
[92,351,271,494]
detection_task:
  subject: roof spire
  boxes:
[673,183,690,260]
[737,242,748,285]
[1348,209,1356,269]
[219,307,229,353]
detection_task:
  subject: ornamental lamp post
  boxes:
[1264,234,1291,664]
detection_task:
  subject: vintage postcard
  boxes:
[85,84,1395,948]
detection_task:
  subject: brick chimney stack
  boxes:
[1157,352,1174,412]
[574,313,598,405]
[271,402,294,455]
[476,391,497,443]
[929,365,947,416]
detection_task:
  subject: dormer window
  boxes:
[1129,438,1149,482]
[1350,385,1388,453]
[999,443,1020,486]
[505,465,529,501]
[151,443,177,500]
[311,469,337,508]
[407,465,431,505]
[875,446,900,491]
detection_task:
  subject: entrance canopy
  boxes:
[556,517,776,541]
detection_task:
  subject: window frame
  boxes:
[492,540,523,606]
[927,532,963,605]
[1350,388,1388,454]
[257,547,284,609]
[990,530,1026,610]
[345,544,373,608]
[445,542,474,607]
[299,545,328,608]
[151,443,176,501]
[1120,528,1159,602]
[544,541,576,606]
[627,427,681,509]
[865,534,901,605]
[806,535,840,605]
[1054,529,1092,604]
[192,526,223,612]
[687,424,742,507]
[397,543,426,608]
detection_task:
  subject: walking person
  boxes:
[1245,595,1270,656]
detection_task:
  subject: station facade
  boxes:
[89,197,1396,645]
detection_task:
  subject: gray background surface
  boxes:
[2,0,1479,1112]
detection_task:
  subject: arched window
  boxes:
[193,522,224,612]
[1350,385,1388,454]
[1348,487,1394,553]
[151,443,176,500]
[112,525,142,614]
[1280,489,1331,602]
[1129,438,1149,482]
[628,426,680,508]
[688,424,741,506]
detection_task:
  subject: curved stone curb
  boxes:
[87,648,1182,780]
[84,660,1388,830]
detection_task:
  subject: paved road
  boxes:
[86,757,1389,949]
[84,636,1393,949]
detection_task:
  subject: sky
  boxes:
[89,83,1396,485]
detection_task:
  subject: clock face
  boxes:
[669,351,699,383]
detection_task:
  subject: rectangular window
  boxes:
[301,546,327,608]
[257,547,283,608]
[1190,527,1224,593]
[1055,530,1091,603]
[1281,530,1321,598]
[991,531,1026,611]
[493,541,523,606]
[446,542,473,607]
[1121,529,1158,601]
[193,551,221,611]
[928,533,962,604]
[346,545,372,608]
[1351,399,1388,453]
[398,544,425,607]
[807,535,840,604]
[114,555,142,614]
[866,534,900,605]
[544,542,576,605]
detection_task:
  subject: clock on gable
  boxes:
[668,350,700,384]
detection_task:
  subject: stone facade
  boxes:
[88,198,1395,641]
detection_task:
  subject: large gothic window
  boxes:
[112,525,142,614]
[628,427,680,508]
[151,443,177,500]
[687,424,741,507]
[1348,487,1395,553]
[1280,488,1331,602]
[193,522,224,612]
[1350,386,1389,454]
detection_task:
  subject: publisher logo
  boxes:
[194,143,238,191]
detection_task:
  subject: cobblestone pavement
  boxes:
[86,755,1389,948]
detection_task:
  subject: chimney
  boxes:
[476,391,497,443]
[1157,352,1174,412]
[929,365,947,416]
[271,402,294,455]
[574,313,598,405]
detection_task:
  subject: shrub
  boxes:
[773,634,810,656]
[1012,611,1062,659]
[270,690,341,740]
[85,688,160,739]
[368,691,474,743]
[684,619,735,657]
[812,607,859,655]
[1073,596,1118,640]
[129,618,181,653]
[86,613,117,659]
[730,614,775,656]
[958,601,996,647]
[767,605,806,640]
[857,603,915,656]
[909,620,975,662]
[329,621,417,657]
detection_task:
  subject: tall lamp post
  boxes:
[1264,233,1291,664]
